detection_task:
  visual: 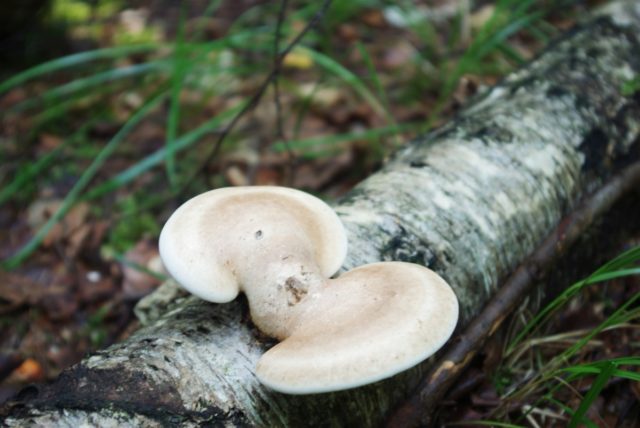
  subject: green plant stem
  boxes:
[9,62,168,114]
[83,101,246,201]
[2,91,167,270]
[166,14,188,191]
[0,44,159,94]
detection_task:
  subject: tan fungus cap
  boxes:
[255,261,459,394]
[158,186,347,303]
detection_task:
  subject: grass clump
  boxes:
[482,246,640,426]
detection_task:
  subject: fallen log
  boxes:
[3,1,640,426]
[387,160,640,427]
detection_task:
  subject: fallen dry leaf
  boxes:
[293,150,355,190]
[297,83,345,111]
[361,9,386,28]
[0,271,38,311]
[121,239,163,299]
[254,165,282,186]
[12,358,45,382]
[38,134,64,151]
[452,75,481,107]
[337,24,359,42]
[26,200,90,248]
[382,40,417,70]
[225,165,249,186]
[283,50,313,70]
[471,4,495,31]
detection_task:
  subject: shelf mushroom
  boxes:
[159,186,458,394]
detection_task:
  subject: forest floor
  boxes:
[1,0,638,426]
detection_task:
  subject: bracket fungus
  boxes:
[159,186,458,394]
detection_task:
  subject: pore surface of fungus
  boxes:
[159,186,458,394]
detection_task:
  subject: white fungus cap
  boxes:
[255,262,459,394]
[158,186,348,303]
[159,186,460,394]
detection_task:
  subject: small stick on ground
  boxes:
[181,0,333,194]
[386,160,640,428]
[272,0,297,186]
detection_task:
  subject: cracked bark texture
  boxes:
[4,1,640,426]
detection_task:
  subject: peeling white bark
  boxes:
[4,1,640,426]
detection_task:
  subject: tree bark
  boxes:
[4,1,640,426]
[387,160,640,427]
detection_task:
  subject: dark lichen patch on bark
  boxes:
[196,325,212,335]
[469,125,515,145]
[380,225,438,267]
[611,104,640,148]
[586,45,606,59]
[36,364,184,413]
[579,128,611,173]
[335,187,369,206]
[173,300,247,329]
[506,75,540,94]
[9,364,249,427]
[546,85,571,98]
[409,160,430,168]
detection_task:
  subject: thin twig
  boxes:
[180,0,333,195]
[386,160,640,427]
[273,0,296,186]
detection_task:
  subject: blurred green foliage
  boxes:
[0,0,579,267]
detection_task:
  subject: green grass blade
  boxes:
[592,245,640,274]
[271,123,421,158]
[497,42,527,65]
[472,12,543,61]
[526,22,552,43]
[507,247,640,353]
[83,101,247,201]
[113,253,168,282]
[31,80,134,127]
[506,281,597,354]
[191,0,223,41]
[179,28,271,55]
[292,81,320,140]
[566,357,640,370]
[355,42,391,116]
[0,44,159,94]
[0,146,63,205]
[610,369,640,381]
[0,122,96,205]
[9,61,168,114]
[166,15,189,191]
[585,267,640,283]
[568,361,616,428]
[622,75,640,96]
[1,91,167,269]
[355,41,398,152]
[301,46,388,120]
[546,395,575,417]
[469,0,535,54]
[563,366,640,382]
[563,293,640,360]
[440,0,540,99]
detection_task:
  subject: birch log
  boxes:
[4,1,640,426]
